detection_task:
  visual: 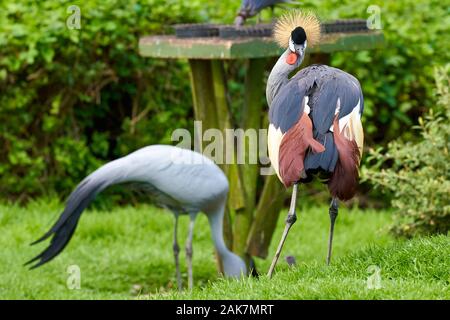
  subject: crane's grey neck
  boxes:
[207,203,246,277]
[266,49,303,107]
[208,205,232,258]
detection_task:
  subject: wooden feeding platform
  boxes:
[140,31,384,60]
[139,23,384,267]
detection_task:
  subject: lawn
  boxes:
[0,199,448,299]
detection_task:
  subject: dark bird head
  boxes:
[273,10,321,66]
[285,26,308,65]
[291,27,307,46]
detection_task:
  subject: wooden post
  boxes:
[188,59,230,273]
[245,109,288,259]
[246,174,286,258]
[210,60,246,250]
[232,58,266,260]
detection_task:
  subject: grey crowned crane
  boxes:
[26,145,247,290]
[266,11,364,277]
[235,0,292,26]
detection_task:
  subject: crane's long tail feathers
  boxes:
[25,176,109,269]
[328,116,360,201]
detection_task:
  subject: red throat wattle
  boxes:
[286,52,298,65]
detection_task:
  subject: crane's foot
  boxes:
[326,198,339,266]
[267,211,297,278]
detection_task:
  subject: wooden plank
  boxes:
[139,32,384,60]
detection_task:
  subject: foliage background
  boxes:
[0,0,449,208]
[363,66,449,237]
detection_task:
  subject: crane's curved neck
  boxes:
[266,49,303,107]
[207,201,247,277]
[207,204,232,258]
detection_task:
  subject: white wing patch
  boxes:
[329,99,364,157]
[330,99,360,133]
[268,124,284,179]
[303,96,311,114]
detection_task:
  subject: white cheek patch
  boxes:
[289,37,295,52]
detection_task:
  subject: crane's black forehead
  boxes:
[291,27,307,45]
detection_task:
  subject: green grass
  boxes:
[0,199,448,299]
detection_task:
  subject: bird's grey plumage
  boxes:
[269,63,364,175]
[26,145,246,283]
[239,0,287,17]
[303,132,338,174]
[269,78,308,133]
[270,64,363,134]
[235,0,292,25]
[298,65,364,134]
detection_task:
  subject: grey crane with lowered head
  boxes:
[26,145,247,290]
[266,11,364,277]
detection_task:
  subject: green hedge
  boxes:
[0,0,448,201]
[0,0,210,199]
[363,66,449,236]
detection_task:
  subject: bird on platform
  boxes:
[235,0,294,26]
[26,145,247,290]
[265,10,364,277]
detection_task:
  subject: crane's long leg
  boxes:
[327,197,339,265]
[186,213,196,290]
[267,183,299,279]
[173,214,182,291]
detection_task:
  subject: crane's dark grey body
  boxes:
[27,145,246,289]
[235,0,290,25]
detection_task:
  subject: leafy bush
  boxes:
[363,66,450,237]
[0,0,208,199]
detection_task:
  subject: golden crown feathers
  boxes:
[273,10,321,48]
